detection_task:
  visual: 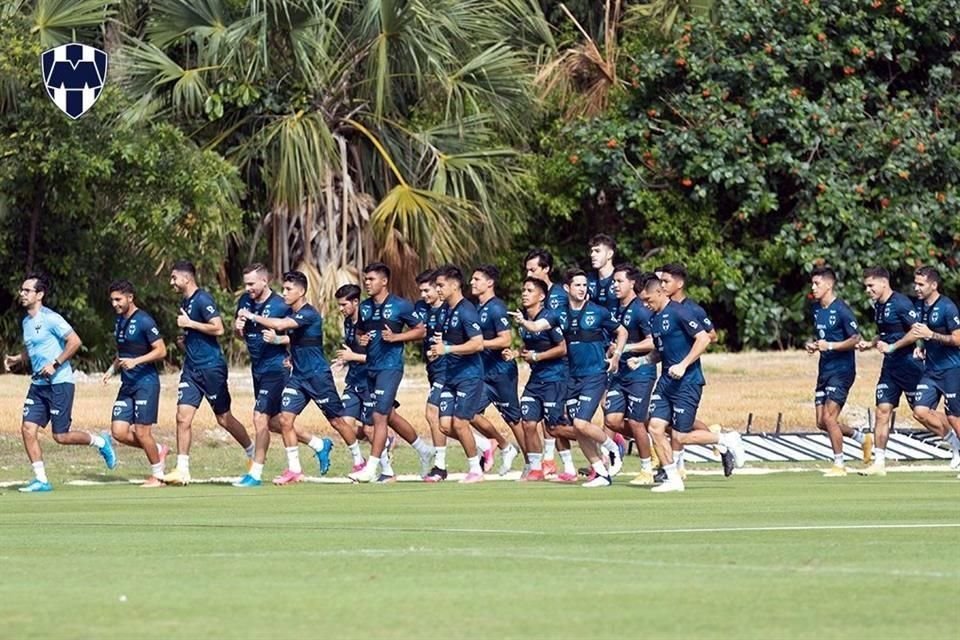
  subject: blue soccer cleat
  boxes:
[315,438,333,476]
[232,474,262,488]
[18,479,53,493]
[99,434,117,470]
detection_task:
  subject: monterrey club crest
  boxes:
[41,43,108,119]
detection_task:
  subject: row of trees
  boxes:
[2,0,958,365]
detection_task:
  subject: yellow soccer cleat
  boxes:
[857,463,886,477]
[162,468,191,486]
[678,467,688,481]
[822,465,847,478]
[649,440,660,468]
[630,470,655,485]
[861,433,874,465]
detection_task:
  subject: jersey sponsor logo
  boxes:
[151,327,159,335]
[688,321,697,329]
[206,305,216,314]
[41,43,108,119]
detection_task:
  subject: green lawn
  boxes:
[1,437,957,639]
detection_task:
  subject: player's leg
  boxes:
[129,384,163,486]
[574,384,617,487]
[452,380,483,482]
[350,371,395,482]
[46,384,114,468]
[819,398,848,475]
[424,387,449,481]
[519,381,545,481]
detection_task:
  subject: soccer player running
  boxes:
[237,271,355,484]
[415,269,454,482]
[856,267,930,476]
[604,264,659,485]
[562,268,627,487]
[332,284,376,472]
[5,273,116,493]
[505,277,568,481]
[587,234,620,312]
[524,248,570,476]
[904,266,960,476]
[232,264,336,488]
[637,273,743,493]
[349,262,434,483]
[471,264,522,475]
[164,261,253,485]
[103,279,167,487]
[804,266,871,477]
[426,265,487,483]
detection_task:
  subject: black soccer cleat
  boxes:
[721,448,735,477]
[653,467,667,484]
[423,466,448,483]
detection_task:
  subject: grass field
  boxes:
[1,352,957,639]
[1,471,957,639]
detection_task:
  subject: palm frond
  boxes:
[31,0,117,48]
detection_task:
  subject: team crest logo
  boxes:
[584,314,595,327]
[451,315,459,327]
[383,308,393,320]
[661,318,670,331]
[480,312,488,323]
[828,314,837,327]
[41,43,108,119]
[931,310,939,323]
[549,298,559,309]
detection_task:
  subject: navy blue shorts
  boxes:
[23,383,74,434]
[253,371,287,417]
[876,360,923,408]
[648,376,702,432]
[815,369,856,408]
[366,369,403,416]
[178,364,231,414]
[444,377,483,420]
[341,383,369,422]
[914,368,960,416]
[604,376,655,423]
[520,378,565,427]
[478,368,522,424]
[427,381,447,408]
[113,383,160,425]
[566,373,607,423]
[281,371,345,419]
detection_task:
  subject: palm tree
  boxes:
[112,0,550,301]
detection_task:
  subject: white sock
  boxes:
[664,462,681,483]
[307,436,325,452]
[467,456,481,474]
[851,429,865,444]
[89,434,106,449]
[435,446,447,470]
[600,437,617,454]
[366,456,381,472]
[640,457,652,472]
[244,443,255,458]
[380,450,395,476]
[249,462,264,481]
[559,449,575,474]
[150,462,165,479]
[474,433,492,453]
[176,454,190,474]
[834,454,844,466]
[874,448,886,466]
[544,438,556,460]
[675,449,685,470]
[348,442,363,464]
[411,437,432,457]
[32,461,48,483]
[945,431,960,452]
[591,460,607,477]
[285,446,301,474]
[529,453,543,471]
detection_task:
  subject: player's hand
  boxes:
[815,340,831,352]
[237,308,255,321]
[40,362,57,378]
[520,349,536,363]
[502,348,517,361]
[804,341,817,354]
[357,332,370,347]
[874,340,891,354]
[627,356,643,370]
[283,357,292,370]
[234,316,247,332]
[176,334,186,350]
[101,370,112,385]
[507,310,524,324]
[857,339,873,352]
[331,358,345,372]
[3,353,21,372]
[117,357,137,371]
[606,355,619,373]
[176,308,193,329]
[427,342,445,359]
[913,346,925,360]
[667,363,686,380]
[382,326,397,342]
[910,323,933,340]
[335,345,356,362]
[261,328,279,344]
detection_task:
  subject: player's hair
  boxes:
[25,272,51,295]
[810,265,837,283]
[524,248,554,272]
[659,262,688,282]
[564,267,588,284]
[108,279,135,296]
[614,263,640,282]
[589,234,616,253]
[363,261,391,281]
[282,270,309,292]
[335,284,361,301]
[434,264,464,285]
[523,276,549,297]
[415,269,436,286]
[862,266,890,281]
[637,272,662,292]
[171,260,196,278]
[915,265,941,285]
[473,264,500,285]
[243,263,270,277]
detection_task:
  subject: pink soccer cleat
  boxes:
[551,472,578,483]
[459,471,485,484]
[273,469,305,485]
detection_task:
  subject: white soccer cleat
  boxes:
[724,431,747,468]
[418,447,435,478]
[607,448,623,477]
[348,463,378,483]
[949,451,960,470]
[582,474,612,488]
[651,479,685,493]
[498,444,519,476]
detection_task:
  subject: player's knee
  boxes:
[52,432,70,444]
[912,405,929,422]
